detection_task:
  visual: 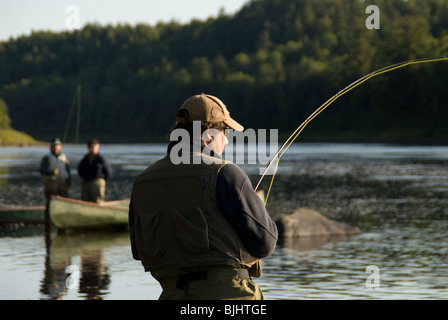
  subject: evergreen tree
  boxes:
[0,0,447,143]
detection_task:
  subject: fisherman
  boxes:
[129,93,278,300]
[78,138,112,203]
[39,138,72,204]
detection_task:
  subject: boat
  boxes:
[49,195,130,230]
[0,204,46,224]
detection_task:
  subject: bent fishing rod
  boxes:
[255,56,448,204]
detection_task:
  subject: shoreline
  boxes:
[0,128,42,146]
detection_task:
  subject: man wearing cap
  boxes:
[39,138,72,203]
[129,93,278,300]
[78,138,112,203]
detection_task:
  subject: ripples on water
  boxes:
[0,143,447,299]
[260,222,448,299]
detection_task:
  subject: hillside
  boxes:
[0,128,40,146]
[0,98,39,145]
[0,0,447,143]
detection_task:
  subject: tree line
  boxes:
[0,0,447,143]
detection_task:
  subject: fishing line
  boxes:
[255,56,448,205]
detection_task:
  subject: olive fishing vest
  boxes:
[132,152,259,271]
[44,152,69,180]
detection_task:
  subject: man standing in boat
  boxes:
[39,138,72,203]
[78,138,112,203]
[129,93,278,300]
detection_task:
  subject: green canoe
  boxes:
[0,204,46,224]
[49,196,130,230]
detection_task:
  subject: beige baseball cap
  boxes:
[176,93,244,131]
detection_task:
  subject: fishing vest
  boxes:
[132,152,259,272]
[44,152,69,180]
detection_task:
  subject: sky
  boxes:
[0,0,251,42]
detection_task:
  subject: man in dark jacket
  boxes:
[129,94,278,300]
[78,139,112,203]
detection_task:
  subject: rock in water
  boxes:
[276,208,361,238]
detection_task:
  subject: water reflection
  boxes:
[259,221,448,299]
[278,234,357,252]
[40,231,128,300]
[1,143,447,299]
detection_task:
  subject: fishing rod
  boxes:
[255,56,448,204]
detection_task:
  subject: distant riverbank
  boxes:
[0,128,41,146]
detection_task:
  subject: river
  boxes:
[0,143,447,300]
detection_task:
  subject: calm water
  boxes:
[0,143,447,300]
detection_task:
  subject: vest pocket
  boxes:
[172,207,210,254]
[136,211,166,259]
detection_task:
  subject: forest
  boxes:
[0,0,447,143]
